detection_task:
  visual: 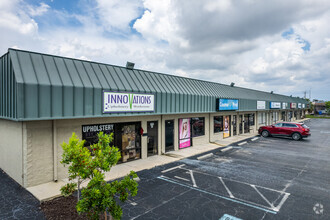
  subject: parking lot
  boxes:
[121,119,330,220]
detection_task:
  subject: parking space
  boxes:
[122,119,330,220]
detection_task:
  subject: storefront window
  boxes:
[249,114,255,126]
[82,123,114,147]
[82,122,141,164]
[120,124,141,163]
[214,116,223,133]
[258,113,266,125]
[258,113,262,125]
[179,118,191,149]
[191,117,205,137]
[223,115,231,138]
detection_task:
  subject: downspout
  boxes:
[53,120,58,182]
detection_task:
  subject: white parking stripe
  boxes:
[251,137,259,141]
[238,141,247,146]
[189,170,197,187]
[274,193,290,212]
[251,184,275,209]
[180,167,290,195]
[219,177,234,198]
[161,164,185,173]
[174,176,190,182]
[158,176,277,214]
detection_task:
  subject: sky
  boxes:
[0,0,329,100]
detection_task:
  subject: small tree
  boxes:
[325,101,330,115]
[60,132,138,219]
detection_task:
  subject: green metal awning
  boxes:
[0,49,308,121]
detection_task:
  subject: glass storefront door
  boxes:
[165,120,174,152]
[115,122,141,163]
[233,115,237,136]
[244,114,249,133]
[281,111,286,121]
[239,115,243,134]
[147,121,158,156]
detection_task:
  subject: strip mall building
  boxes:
[0,49,308,188]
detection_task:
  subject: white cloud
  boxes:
[0,0,329,100]
[0,0,39,35]
[27,2,50,16]
[95,0,143,32]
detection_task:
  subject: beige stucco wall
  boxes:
[25,121,54,187]
[0,119,23,185]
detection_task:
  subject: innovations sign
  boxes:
[218,99,239,111]
[257,101,266,110]
[270,102,281,109]
[103,91,155,113]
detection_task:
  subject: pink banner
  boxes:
[179,118,191,149]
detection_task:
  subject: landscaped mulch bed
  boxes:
[41,195,112,219]
[41,195,89,219]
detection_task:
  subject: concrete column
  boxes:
[230,114,234,137]
[174,119,179,151]
[141,120,147,159]
[158,119,162,155]
[22,122,27,188]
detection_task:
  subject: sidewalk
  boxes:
[27,132,258,202]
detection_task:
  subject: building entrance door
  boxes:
[165,120,174,152]
[244,114,249,133]
[114,122,141,163]
[239,115,243,134]
[233,115,237,136]
[147,121,158,156]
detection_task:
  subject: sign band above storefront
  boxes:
[257,101,266,110]
[270,102,281,109]
[217,99,239,111]
[103,91,155,113]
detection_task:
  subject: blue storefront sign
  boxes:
[217,99,239,111]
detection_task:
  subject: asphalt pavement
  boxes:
[0,119,329,220]
[121,119,330,220]
[0,170,45,220]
